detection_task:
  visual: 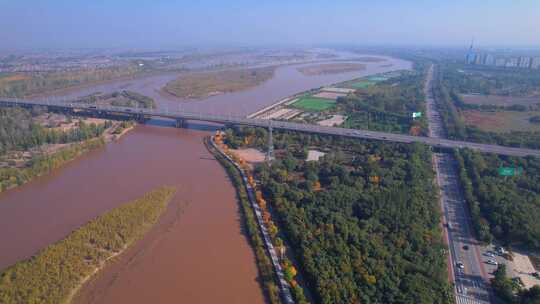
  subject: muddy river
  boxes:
[0,54,410,303]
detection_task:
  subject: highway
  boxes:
[426,65,492,304]
[2,98,540,158]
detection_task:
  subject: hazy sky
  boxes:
[2,0,539,50]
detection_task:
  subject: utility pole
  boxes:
[266,120,274,163]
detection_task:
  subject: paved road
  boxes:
[2,99,540,158]
[426,65,492,304]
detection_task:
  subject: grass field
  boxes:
[367,76,388,82]
[291,97,336,111]
[348,80,376,89]
[462,110,540,133]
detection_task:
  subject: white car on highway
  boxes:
[486,259,498,265]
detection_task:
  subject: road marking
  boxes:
[456,295,490,304]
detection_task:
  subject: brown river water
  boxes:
[0,54,410,303]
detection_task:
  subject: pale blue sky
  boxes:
[1,0,539,49]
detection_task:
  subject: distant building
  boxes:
[531,57,540,69]
[475,53,486,65]
[518,57,532,68]
[506,58,518,68]
[485,54,495,66]
[495,58,507,67]
[466,40,476,64]
[466,52,476,64]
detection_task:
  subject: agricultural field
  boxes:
[347,80,376,89]
[462,110,540,133]
[435,62,540,149]
[461,94,540,107]
[441,63,540,97]
[291,96,336,111]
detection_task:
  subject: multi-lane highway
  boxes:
[434,154,491,304]
[426,65,492,304]
[2,98,540,158]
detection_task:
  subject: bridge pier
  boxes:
[266,124,274,162]
[135,114,148,124]
[175,118,186,128]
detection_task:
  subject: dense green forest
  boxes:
[336,66,428,135]
[433,66,540,148]
[0,107,109,155]
[225,127,452,304]
[205,138,281,304]
[0,186,176,304]
[454,149,540,250]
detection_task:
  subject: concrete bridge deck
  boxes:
[1,99,540,158]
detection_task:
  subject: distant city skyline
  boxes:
[1,0,540,50]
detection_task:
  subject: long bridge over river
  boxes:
[2,99,540,158]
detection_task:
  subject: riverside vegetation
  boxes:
[0,107,114,192]
[0,137,105,192]
[0,106,137,193]
[0,186,176,304]
[224,127,452,304]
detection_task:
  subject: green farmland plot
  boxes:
[291,97,336,111]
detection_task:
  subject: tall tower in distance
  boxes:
[466,38,476,64]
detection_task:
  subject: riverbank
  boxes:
[205,136,283,304]
[0,137,105,193]
[0,186,176,304]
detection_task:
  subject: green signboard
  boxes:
[498,167,523,176]
[412,112,422,118]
